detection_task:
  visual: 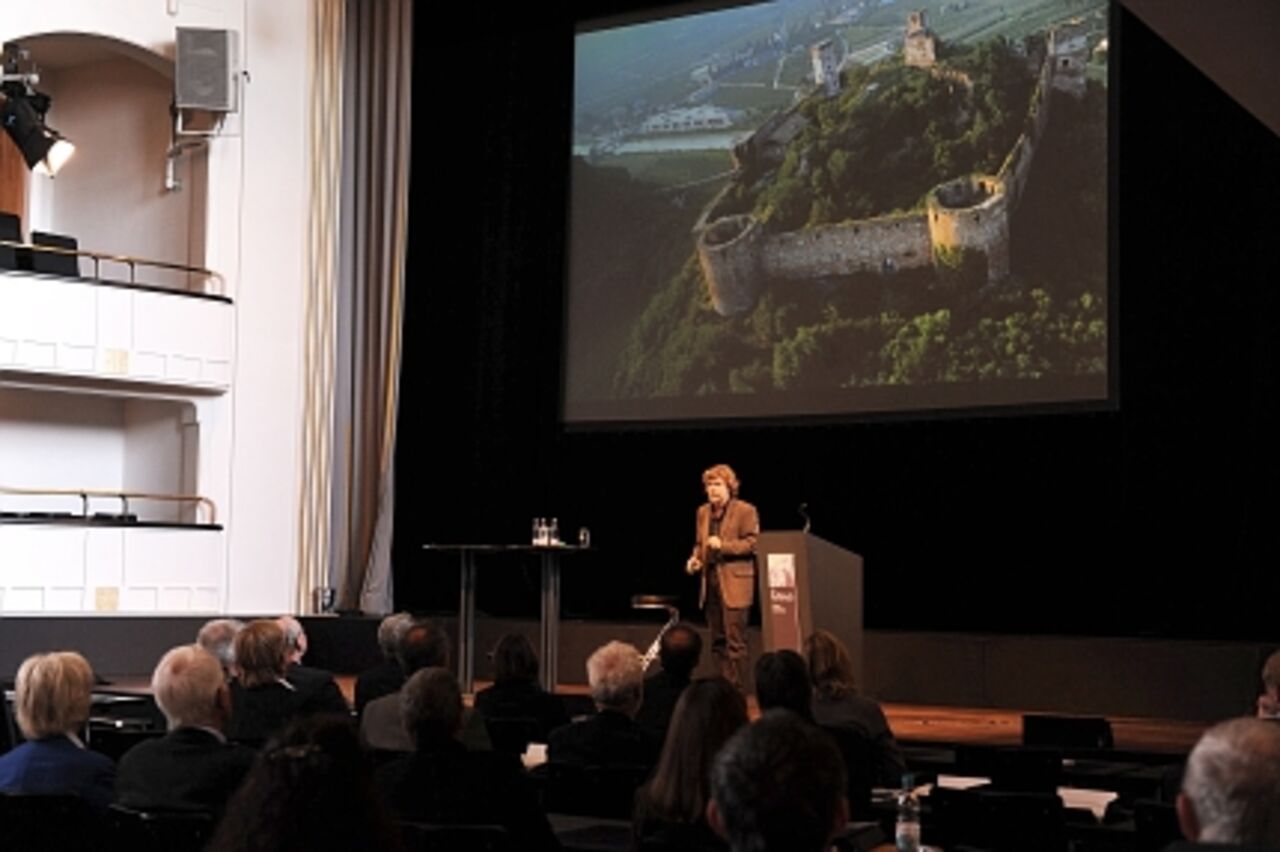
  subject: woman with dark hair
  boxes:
[804,629,906,787]
[632,677,748,852]
[473,633,569,751]
[206,715,402,852]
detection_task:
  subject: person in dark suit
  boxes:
[354,611,414,716]
[277,615,349,716]
[376,667,560,851]
[228,620,343,748]
[548,641,659,770]
[635,623,703,745]
[474,633,568,751]
[1177,717,1280,847]
[805,629,906,787]
[116,644,255,814]
[686,464,759,691]
[0,651,115,813]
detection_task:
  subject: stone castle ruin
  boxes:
[904,10,938,68]
[695,18,1092,317]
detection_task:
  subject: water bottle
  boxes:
[548,517,560,545]
[895,772,921,852]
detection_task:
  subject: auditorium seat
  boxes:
[0,212,20,270]
[30,231,81,277]
[532,762,651,819]
[399,820,511,852]
[928,787,1068,852]
[1134,798,1182,852]
[483,715,543,755]
[0,793,103,852]
[107,804,215,852]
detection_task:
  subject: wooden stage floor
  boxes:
[379,679,1208,755]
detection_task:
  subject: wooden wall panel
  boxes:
[0,132,27,221]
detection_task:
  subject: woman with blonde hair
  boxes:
[0,651,115,811]
[804,629,906,787]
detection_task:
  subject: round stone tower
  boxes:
[926,174,1010,281]
[696,214,765,316]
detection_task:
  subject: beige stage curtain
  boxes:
[297,0,345,614]
[331,0,413,614]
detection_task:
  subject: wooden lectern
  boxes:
[755,531,864,689]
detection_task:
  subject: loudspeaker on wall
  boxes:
[175,27,239,113]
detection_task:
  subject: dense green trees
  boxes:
[740,39,1037,232]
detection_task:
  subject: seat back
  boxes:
[484,715,542,756]
[0,793,103,852]
[533,761,650,819]
[30,230,80,277]
[108,804,216,852]
[399,821,511,852]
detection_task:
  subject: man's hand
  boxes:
[707,535,722,550]
[686,556,703,575]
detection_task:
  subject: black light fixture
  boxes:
[1,44,74,176]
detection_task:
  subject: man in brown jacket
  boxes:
[687,463,759,690]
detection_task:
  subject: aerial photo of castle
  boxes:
[566,0,1109,417]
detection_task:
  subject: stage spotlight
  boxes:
[1,88,75,176]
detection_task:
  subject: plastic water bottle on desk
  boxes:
[895,772,921,852]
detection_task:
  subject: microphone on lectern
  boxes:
[798,502,811,533]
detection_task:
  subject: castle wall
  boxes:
[1000,40,1055,210]
[698,215,765,316]
[761,214,932,279]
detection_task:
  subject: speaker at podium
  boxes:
[756,531,864,690]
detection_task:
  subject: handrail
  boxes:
[0,485,217,525]
[0,238,224,296]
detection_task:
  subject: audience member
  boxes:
[276,615,348,714]
[708,709,848,852]
[1256,650,1280,719]
[228,620,341,747]
[354,611,414,716]
[116,644,255,814]
[0,651,115,812]
[375,668,560,850]
[361,620,453,752]
[805,629,906,786]
[548,640,658,769]
[1176,717,1280,847]
[206,715,402,852]
[753,649,814,718]
[474,633,569,749]
[635,623,703,744]
[754,649,874,818]
[197,618,245,675]
[633,677,746,852]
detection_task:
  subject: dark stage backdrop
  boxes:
[394,4,1279,641]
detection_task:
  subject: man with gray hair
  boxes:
[547,640,658,769]
[196,618,244,675]
[276,614,348,715]
[355,611,415,716]
[116,644,255,813]
[1177,717,1280,846]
